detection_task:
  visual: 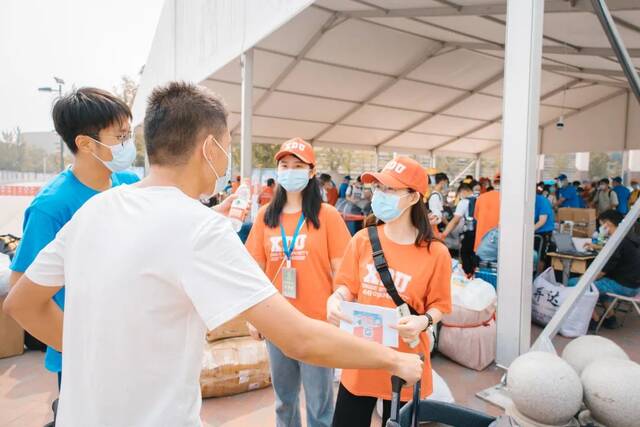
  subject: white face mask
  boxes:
[201,137,231,200]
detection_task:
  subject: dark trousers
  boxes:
[536,232,553,267]
[332,383,406,427]
[460,230,478,275]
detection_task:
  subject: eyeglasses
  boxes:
[372,183,410,195]
[88,130,133,148]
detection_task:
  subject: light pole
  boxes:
[38,77,65,171]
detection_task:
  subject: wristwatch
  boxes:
[423,313,433,331]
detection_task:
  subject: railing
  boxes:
[0,170,57,185]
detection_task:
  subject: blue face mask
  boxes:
[371,190,410,223]
[91,137,136,172]
[278,169,310,193]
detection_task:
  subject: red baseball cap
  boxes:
[361,157,429,195]
[274,137,316,166]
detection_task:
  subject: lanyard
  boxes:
[280,214,305,261]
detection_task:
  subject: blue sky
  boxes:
[0,0,163,133]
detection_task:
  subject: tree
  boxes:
[589,152,610,180]
[114,75,145,166]
[114,75,138,108]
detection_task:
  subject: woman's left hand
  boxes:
[393,315,428,345]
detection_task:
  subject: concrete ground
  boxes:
[1,317,637,427]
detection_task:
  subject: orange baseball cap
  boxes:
[274,137,316,166]
[361,156,429,195]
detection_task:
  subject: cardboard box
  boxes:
[200,337,271,398]
[557,208,596,238]
[0,296,24,358]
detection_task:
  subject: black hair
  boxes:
[465,175,474,180]
[52,87,132,153]
[266,178,275,187]
[319,173,332,184]
[264,178,323,229]
[435,173,449,184]
[458,183,473,193]
[144,81,228,166]
[599,209,623,226]
[599,178,610,185]
[368,190,436,248]
[572,180,581,187]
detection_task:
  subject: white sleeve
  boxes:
[454,199,469,217]
[429,194,443,218]
[24,221,71,287]
[611,191,618,205]
[181,216,277,331]
[346,186,352,197]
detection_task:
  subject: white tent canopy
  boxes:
[134,0,640,159]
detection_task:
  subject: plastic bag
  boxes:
[450,277,497,312]
[0,253,11,297]
[531,267,599,338]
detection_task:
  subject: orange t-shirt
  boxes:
[327,187,339,206]
[245,203,352,320]
[231,182,240,193]
[334,226,452,401]
[258,186,274,206]
[473,190,501,251]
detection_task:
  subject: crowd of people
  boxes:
[3,82,639,427]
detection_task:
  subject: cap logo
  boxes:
[384,160,406,174]
[283,141,306,151]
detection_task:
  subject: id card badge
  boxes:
[397,303,420,349]
[282,261,297,299]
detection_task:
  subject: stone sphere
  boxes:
[582,358,640,427]
[562,335,629,375]
[507,351,583,425]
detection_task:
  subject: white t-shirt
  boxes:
[25,185,276,427]
[454,198,470,218]
[428,192,444,222]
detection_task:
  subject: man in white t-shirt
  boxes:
[3,82,422,427]
[428,172,450,225]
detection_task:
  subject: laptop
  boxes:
[554,232,596,257]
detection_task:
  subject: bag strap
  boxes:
[367,226,419,316]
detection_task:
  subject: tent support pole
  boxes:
[240,49,254,179]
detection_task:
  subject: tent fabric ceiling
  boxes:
[196,0,640,156]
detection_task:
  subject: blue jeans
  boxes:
[568,277,639,302]
[266,341,334,427]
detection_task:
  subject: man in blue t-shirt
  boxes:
[535,185,556,269]
[555,174,581,208]
[611,176,630,215]
[338,175,351,199]
[8,87,139,426]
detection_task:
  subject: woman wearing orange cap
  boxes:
[327,156,452,427]
[245,137,352,427]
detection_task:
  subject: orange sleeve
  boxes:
[325,205,352,261]
[333,235,362,296]
[245,209,267,269]
[425,242,453,314]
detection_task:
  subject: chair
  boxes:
[594,293,640,334]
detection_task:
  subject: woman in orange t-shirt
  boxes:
[245,138,351,427]
[327,156,452,427]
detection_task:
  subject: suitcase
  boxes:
[386,375,496,427]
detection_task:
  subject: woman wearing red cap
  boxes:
[245,137,352,427]
[327,156,452,427]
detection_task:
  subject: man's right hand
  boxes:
[390,351,423,386]
[247,322,263,341]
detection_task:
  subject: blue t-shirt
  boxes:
[535,194,555,233]
[558,185,581,208]
[613,185,630,215]
[338,182,349,199]
[10,168,140,373]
